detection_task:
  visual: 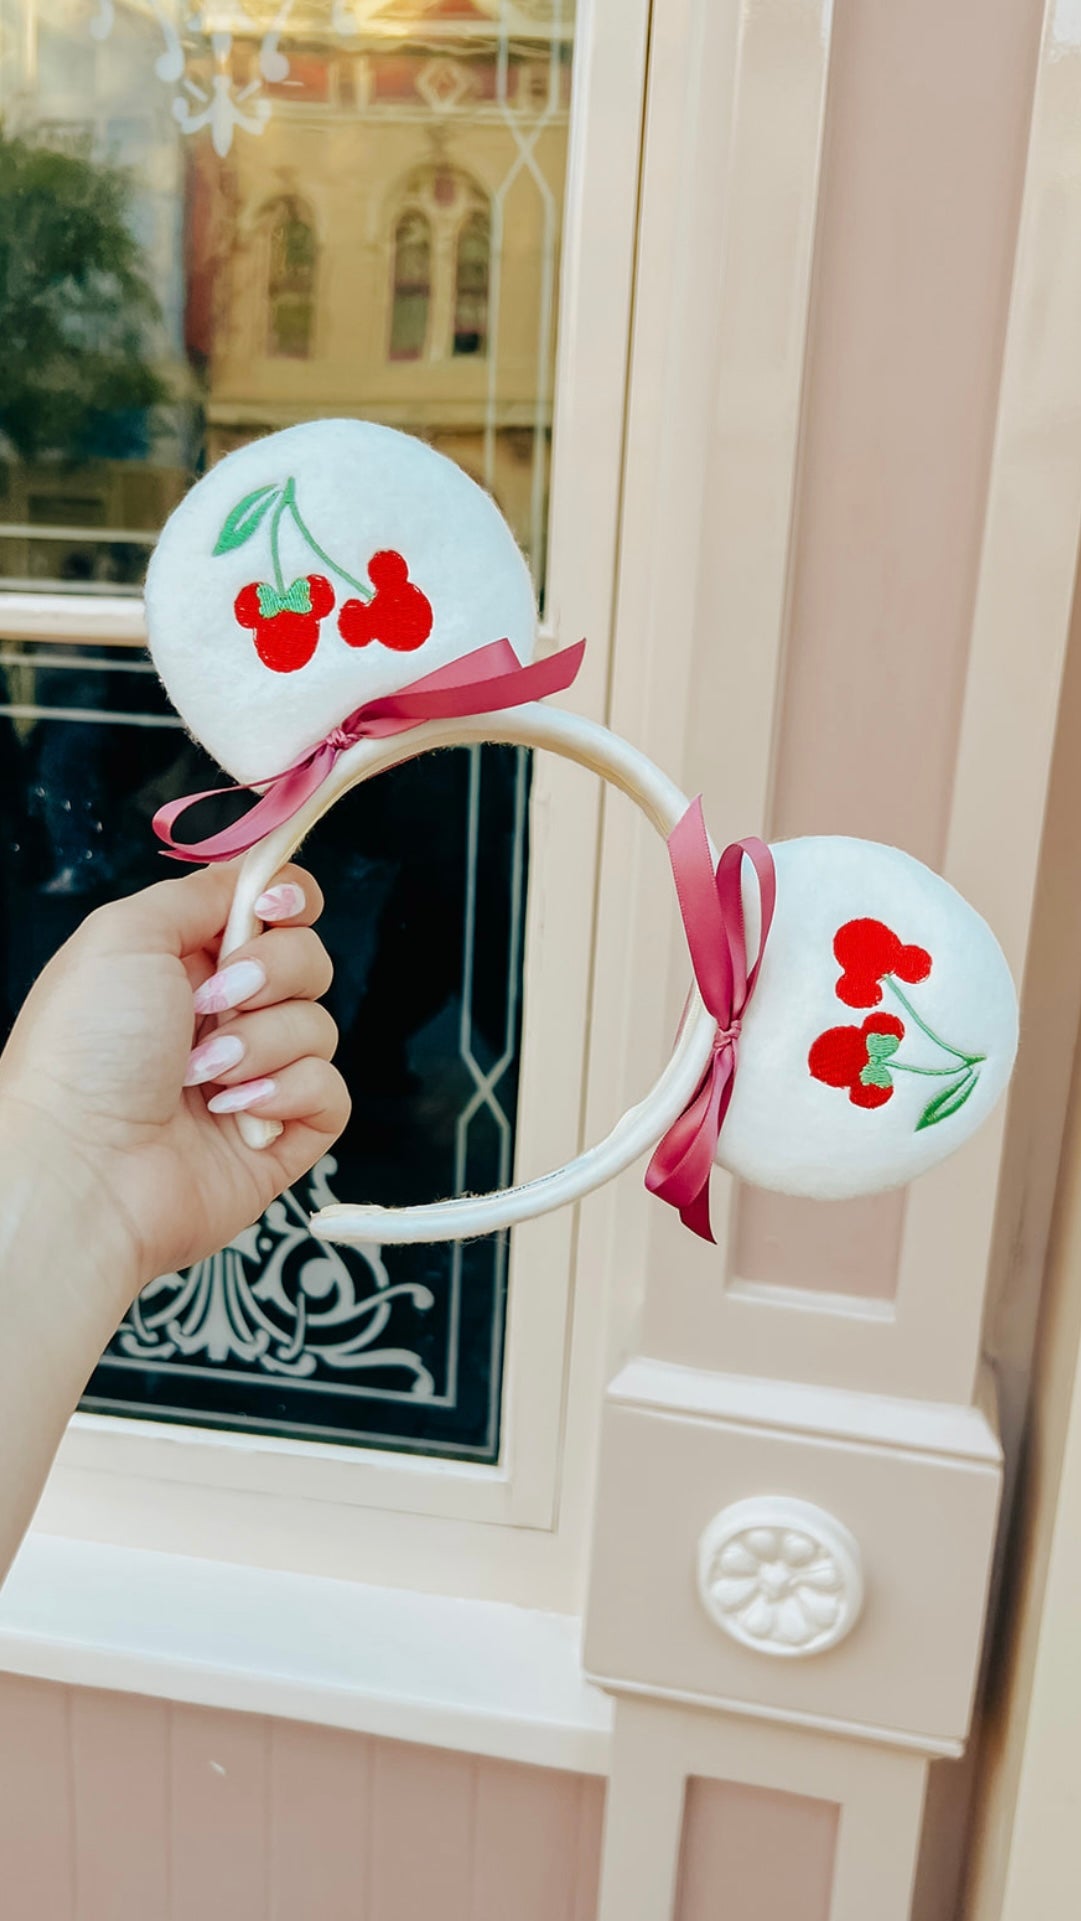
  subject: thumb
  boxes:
[83,865,241,962]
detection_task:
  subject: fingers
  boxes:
[184,1001,338,1089]
[83,863,323,959]
[207,1057,351,1138]
[193,926,333,1016]
[252,865,324,929]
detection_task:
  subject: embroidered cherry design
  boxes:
[337,551,434,654]
[233,574,335,674]
[215,478,434,673]
[834,918,931,1009]
[808,1013,906,1109]
[809,918,987,1130]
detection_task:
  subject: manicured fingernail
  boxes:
[255,882,306,922]
[183,1031,246,1088]
[193,958,266,1016]
[207,1077,277,1114]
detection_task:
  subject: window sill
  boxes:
[0,590,146,644]
[0,1533,612,1775]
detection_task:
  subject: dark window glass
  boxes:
[453,211,489,357]
[0,641,527,1458]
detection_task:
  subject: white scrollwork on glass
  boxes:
[697,1497,864,1657]
[90,3,289,156]
[116,1154,436,1393]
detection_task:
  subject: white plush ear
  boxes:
[145,419,537,785]
[719,836,1018,1198]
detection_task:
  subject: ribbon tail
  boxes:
[153,745,336,863]
[357,638,586,736]
[678,1184,716,1246]
[645,1054,733,1246]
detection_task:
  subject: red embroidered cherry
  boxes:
[833,918,931,1009]
[808,1013,905,1109]
[337,551,434,654]
[235,574,335,674]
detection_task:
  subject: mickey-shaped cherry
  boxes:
[338,551,434,653]
[234,574,335,673]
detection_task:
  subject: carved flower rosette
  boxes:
[697,1498,864,1658]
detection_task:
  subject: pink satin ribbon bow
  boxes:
[153,637,586,863]
[645,799,776,1244]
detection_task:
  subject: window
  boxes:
[388,210,432,361]
[453,211,489,356]
[0,642,526,1457]
[386,168,490,363]
[266,199,317,359]
[0,0,578,1472]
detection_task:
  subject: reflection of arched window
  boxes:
[453,212,489,357]
[389,211,432,361]
[266,199,316,359]
[386,168,490,363]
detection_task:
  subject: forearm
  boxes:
[0,1109,135,1581]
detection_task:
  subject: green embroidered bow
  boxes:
[859,1029,901,1089]
[257,577,313,618]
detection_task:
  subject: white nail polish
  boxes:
[255,882,306,922]
[207,1077,277,1114]
[193,958,267,1016]
[183,1031,246,1087]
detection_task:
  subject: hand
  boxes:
[0,861,349,1311]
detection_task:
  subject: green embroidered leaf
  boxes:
[213,485,280,556]
[859,1061,894,1088]
[915,1071,978,1132]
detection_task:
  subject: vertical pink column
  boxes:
[736,0,1046,1299]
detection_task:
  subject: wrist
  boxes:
[0,1094,140,1336]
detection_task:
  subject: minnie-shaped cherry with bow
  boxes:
[808,917,986,1130]
[216,477,434,673]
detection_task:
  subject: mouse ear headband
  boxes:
[146,422,1019,1248]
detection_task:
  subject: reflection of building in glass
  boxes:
[0,0,573,587]
[265,196,319,358]
[0,0,192,583]
[189,10,572,575]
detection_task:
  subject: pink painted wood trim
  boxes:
[472,1755,600,1921]
[0,1674,605,1920]
[737,0,1045,1301]
[0,1673,74,1921]
[268,1720,373,1921]
[168,1703,272,1921]
[70,1687,170,1921]
[675,1777,839,1921]
[370,1736,476,1921]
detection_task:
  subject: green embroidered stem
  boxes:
[891,1061,971,1078]
[269,493,287,593]
[282,480,373,601]
[885,977,984,1067]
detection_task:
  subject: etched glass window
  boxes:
[0,0,576,1461]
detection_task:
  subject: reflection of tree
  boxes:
[0,127,168,462]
